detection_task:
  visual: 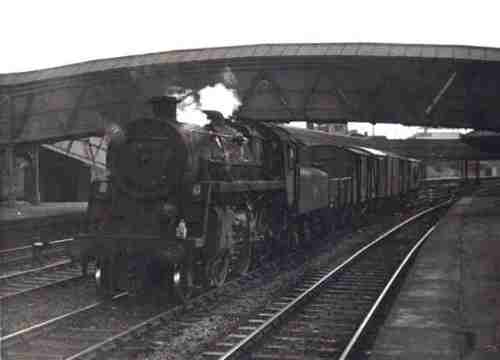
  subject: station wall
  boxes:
[39,148,91,202]
[0,149,29,201]
[0,146,91,203]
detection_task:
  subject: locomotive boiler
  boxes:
[75,96,423,299]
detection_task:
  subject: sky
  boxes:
[2,0,494,138]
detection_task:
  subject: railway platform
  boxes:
[0,202,86,250]
[371,186,500,359]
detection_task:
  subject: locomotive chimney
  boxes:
[149,96,179,122]
[202,110,226,126]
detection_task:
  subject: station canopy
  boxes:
[2,42,500,145]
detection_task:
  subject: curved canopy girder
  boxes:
[1,42,500,145]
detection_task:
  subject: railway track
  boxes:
[1,234,330,360]
[201,201,450,360]
[0,201,450,360]
[0,237,85,300]
[0,261,281,360]
[1,291,129,358]
[2,220,352,360]
[0,237,75,266]
[0,260,85,300]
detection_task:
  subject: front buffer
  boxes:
[72,232,187,297]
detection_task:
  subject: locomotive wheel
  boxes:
[253,208,274,265]
[168,262,194,303]
[204,251,230,288]
[231,208,255,276]
[231,241,252,276]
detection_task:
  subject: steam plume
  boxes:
[165,67,241,126]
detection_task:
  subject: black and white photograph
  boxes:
[1,1,499,359]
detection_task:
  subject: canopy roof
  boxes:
[2,42,500,145]
[355,146,390,158]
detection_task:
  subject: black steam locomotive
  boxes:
[76,96,423,298]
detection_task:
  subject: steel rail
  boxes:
[214,200,450,360]
[0,237,74,255]
[338,224,437,359]
[0,266,86,300]
[0,241,83,300]
[64,305,175,360]
[0,292,128,344]
[62,274,257,360]
[0,259,72,280]
[61,257,289,360]
[14,200,448,360]
[4,234,301,359]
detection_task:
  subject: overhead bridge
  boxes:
[2,42,500,146]
[2,42,500,205]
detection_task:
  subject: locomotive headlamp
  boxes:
[95,268,102,284]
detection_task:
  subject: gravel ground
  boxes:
[1,209,415,359]
[131,213,409,360]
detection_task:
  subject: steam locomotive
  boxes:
[76,96,423,299]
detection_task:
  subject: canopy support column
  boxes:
[5,144,16,207]
[32,144,40,204]
[3,94,16,207]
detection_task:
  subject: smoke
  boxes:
[166,67,241,126]
[176,93,208,125]
[201,83,241,116]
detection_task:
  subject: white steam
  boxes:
[176,83,241,126]
[166,67,241,126]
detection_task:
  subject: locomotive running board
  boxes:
[203,180,284,193]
